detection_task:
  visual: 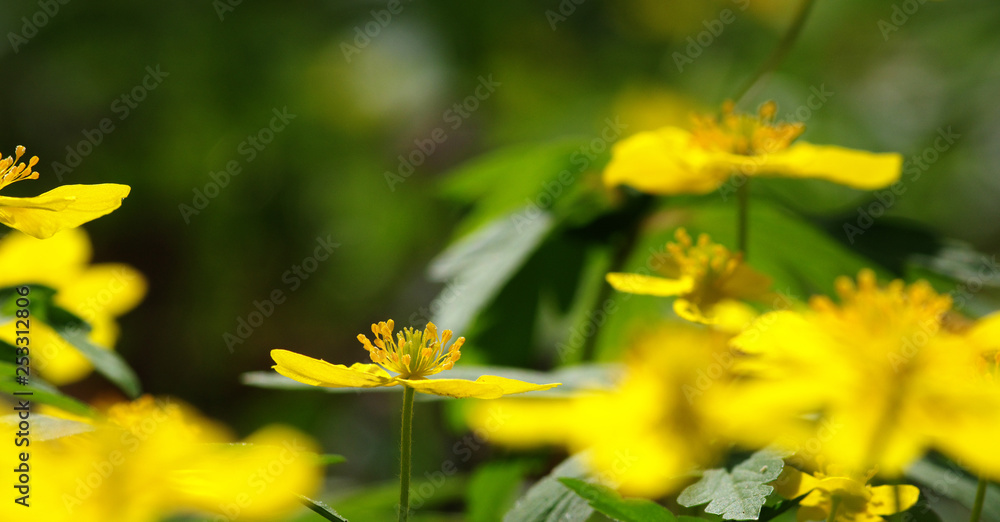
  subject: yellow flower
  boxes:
[606,228,770,325]
[272,320,560,398]
[467,323,733,497]
[0,396,322,522]
[720,270,1000,478]
[774,466,919,522]
[0,228,146,384]
[0,146,131,239]
[603,101,902,195]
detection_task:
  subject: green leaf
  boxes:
[440,139,590,237]
[318,454,347,466]
[906,458,1000,521]
[559,478,684,522]
[48,305,142,398]
[297,495,349,522]
[0,361,95,417]
[427,208,555,334]
[0,413,94,441]
[468,460,537,522]
[503,454,595,522]
[677,449,786,521]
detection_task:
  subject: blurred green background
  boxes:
[2,0,999,516]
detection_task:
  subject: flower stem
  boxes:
[827,495,841,522]
[737,179,750,257]
[970,475,987,522]
[732,0,819,103]
[398,386,415,522]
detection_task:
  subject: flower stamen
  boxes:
[357,320,464,379]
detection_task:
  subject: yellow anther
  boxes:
[401,354,411,367]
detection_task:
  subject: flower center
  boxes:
[0,146,40,192]
[357,320,464,379]
[689,101,804,156]
[665,228,742,301]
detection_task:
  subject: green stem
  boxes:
[827,495,841,522]
[732,0,819,103]
[970,476,988,522]
[737,178,750,257]
[398,386,415,522]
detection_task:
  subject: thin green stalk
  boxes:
[827,495,841,522]
[737,179,750,257]
[732,0,819,103]
[398,386,416,522]
[970,476,988,522]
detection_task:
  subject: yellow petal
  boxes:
[270,349,394,388]
[867,484,920,515]
[0,320,95,385]
[0,183,131,239]
[606,272,694,297]
[773,466,820,500]
[400,375,560,399]
[733,142,902,189]
[55,263,148,319]
[603,127,728,195]
[0,228,91,288]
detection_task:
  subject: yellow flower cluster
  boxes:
[0,396,322,522]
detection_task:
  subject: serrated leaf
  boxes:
[298,494,349,521]
[504,454,595,522]
[677,449,785,520]
[0,413,94,441]
[559,478,684,522]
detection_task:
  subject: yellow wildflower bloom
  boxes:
[0,228,146,384]
[774,466,919,522]
[467,323,734,497]
[272,320,560,398]
[0,146,130,239]
[606,228,770,325]
[720,270,1000,478]
[603,101,902,195]
[0,396,322,522]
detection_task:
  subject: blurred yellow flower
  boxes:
[720,270,1000,478]
[774,465,919,522]
[467,323,734,497]
[605,228,770,326]
[0,146,130,239]
[603,101,902,195]
[0,396,322,522]
[272,320,559,398]
[0,228,146,384]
